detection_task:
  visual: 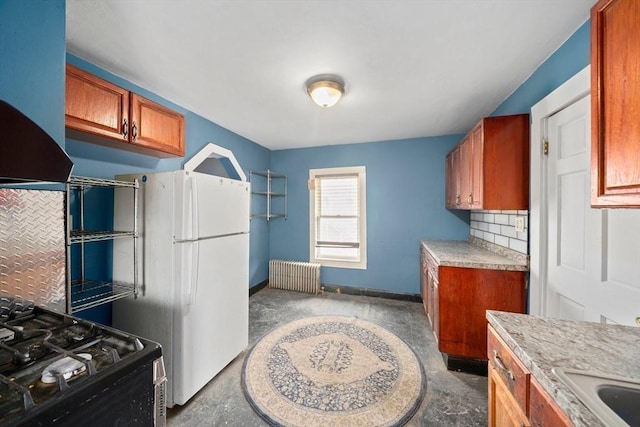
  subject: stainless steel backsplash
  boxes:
[0,189,66,312]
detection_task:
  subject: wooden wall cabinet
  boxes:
[445,114,529,210]
[488,325,572,427]
[591,0,640,207]
[65,64,185,158]
[421,249,526,364]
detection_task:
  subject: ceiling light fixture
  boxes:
[306,75,345,108]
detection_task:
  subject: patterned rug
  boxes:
[241,316,426,427]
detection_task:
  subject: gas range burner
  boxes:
[0,306,163,427]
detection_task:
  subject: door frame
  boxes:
[529,65,590,316]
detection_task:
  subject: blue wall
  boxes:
[270,137,470,295]
[491,20,590,116]
[0,0,66,147]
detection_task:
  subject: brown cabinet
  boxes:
[65,64,185,158]
[445,114,529,210]
[65,65,130,141]
[421,247,526,364]
[591,0,640,207]
[420,246,429,315]
[529,377,572,427]
[423,250,440,342]
[488,325,571,427]
[445,148,458,208]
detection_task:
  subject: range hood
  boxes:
[0,100,73,183]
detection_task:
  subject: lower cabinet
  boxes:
[488,364,530,427]
[488,325,571,427]
[421,248,526,363]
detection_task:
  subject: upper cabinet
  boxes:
[446,114,529,210]
[591,0,640,207]
[65,64,185,158]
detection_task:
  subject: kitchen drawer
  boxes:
[424,249,439,281]
[488,325,530,415]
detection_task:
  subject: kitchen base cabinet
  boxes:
[422,247,526,369]
[489,364,531,427]
[488,325,571,427]
[438,267,525,361]
[529,377,572,427]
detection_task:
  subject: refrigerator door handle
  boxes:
[190,175,199,240]
[190,241,199,307]
[183,241,200,310]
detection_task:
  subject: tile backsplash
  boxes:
[470,210,528,254]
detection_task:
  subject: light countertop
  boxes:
[487,310,640,427]
[421,238,528,271]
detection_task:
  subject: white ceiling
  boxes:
[66,0,595,151]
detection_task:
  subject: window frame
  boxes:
[309,166,367,269]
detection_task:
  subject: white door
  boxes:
[545,94,640,325]
[172,233,249,405]
[546,95,600,321]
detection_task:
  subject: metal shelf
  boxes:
[251,191,286,197]
[68,175,138,189]
[69,230,136,244]
[70,280,135,313]
[66,175,139,314]
[249,170,286,179]
[250,170,287,221]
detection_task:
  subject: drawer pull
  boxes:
[493,350,515,381]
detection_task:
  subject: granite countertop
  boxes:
[421,238,528,271]
[487,310,640,427]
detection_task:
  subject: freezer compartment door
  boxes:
[174,171,250,241]
[172,233,249,405]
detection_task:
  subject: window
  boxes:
[309,166,366,269]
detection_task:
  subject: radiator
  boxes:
[269,260,321,294]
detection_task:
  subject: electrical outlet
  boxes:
[515,216,525,233]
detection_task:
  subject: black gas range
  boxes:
[0,299,166,426]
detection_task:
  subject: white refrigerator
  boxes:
[112,164,249,407]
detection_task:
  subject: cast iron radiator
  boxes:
[268,260,321,294]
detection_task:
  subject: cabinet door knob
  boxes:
[469,193,473,204]
[122,119,128,139]
[131,121,138,142]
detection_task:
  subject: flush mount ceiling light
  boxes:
[306,75,345,108]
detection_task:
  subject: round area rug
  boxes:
[241,316,426,427]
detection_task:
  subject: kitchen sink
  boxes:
[553,368,640,427]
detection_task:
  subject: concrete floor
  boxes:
[167,288,488,426]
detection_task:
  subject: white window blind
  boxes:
[309,166,366,269]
